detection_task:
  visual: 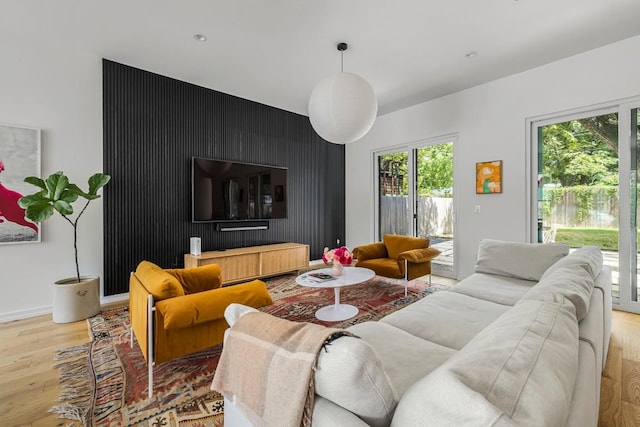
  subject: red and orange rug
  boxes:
[51,274,449,426]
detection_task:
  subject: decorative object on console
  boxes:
[476,160,503,194]
[190,236,201,255]
[18,170,111,323]
[308,42,377,144]
[0,123,41,244]
[322,245,353,276]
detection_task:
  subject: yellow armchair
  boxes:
[353,234,441,295]
[129,260,273,396]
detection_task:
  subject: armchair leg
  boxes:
[149,357,153,400]
[147,294,155,398]
[404,259,408,297]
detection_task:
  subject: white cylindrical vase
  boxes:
[52,276,100,323]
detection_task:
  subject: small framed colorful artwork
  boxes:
[476,160,502,194]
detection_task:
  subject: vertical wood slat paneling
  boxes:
[103,60,345,296]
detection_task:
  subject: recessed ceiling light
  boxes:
[193,34,207,42]
[465,51,478,59]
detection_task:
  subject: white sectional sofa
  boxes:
[222,239,612,426]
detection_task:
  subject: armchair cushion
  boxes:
[356,258,402,279]
[157,279,273,330]
[166,263,222,294]
[383,234,429,259]
[397,247,441,264]
[353,242,388,262]
[135,260,185,301]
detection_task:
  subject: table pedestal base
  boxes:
[315,287,359,321]
[315,304,358,322]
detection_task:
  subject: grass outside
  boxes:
[554,227,638,251]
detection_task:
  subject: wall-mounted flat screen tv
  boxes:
[192,157,287,222]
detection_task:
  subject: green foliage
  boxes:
[555,228,623,251]
[417,144,453,197]
[541,119,618,187]
[19,171,111,282]
[378,143,453,197]
[573,186,596,224]
[379,152,408,195]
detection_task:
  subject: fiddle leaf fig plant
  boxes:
[18,171,111,283]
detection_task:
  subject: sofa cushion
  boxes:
[540,246,603,281]
[383,234,428,260]
[449,273,536,306]
[565,340,599,427]
[315,334,397,427]
[347,321,457,397]
[166,263,222,294]
[391,369,511,427]
[521,266,595,321]
[380,291,509,350]
[392,299,579,426]
[135,260,185,301]
[312,396,370,427]
[578,287,604,374]
[474,239,569,281]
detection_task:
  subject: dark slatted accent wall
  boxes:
[103,60,345,296]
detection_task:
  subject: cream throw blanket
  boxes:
[211,311,353,427]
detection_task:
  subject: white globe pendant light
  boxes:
[308,42,377,144]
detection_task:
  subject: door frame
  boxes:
[525,96,640,313]
[372,133,459,279]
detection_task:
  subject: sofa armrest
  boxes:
[353,242,388,262]
[398,247,441,264]
[157,279,273,329]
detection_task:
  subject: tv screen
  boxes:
[192,157,287,222]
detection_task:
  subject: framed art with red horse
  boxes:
[0,124,40,244]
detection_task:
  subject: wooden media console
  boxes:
[184,242,310,285]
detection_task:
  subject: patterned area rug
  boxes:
[52,274,449,426]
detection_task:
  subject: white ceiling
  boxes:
[3,0,640,116]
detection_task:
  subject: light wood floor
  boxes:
[1,283,638,426]
[598,310,640,426]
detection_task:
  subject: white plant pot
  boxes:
[52,276,100,323]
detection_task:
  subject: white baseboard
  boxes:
[0,293,130,324]
[101,293,129,306]
[0,305,52,323]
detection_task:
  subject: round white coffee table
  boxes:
[296,266,375,321]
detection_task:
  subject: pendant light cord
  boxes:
[337,42,348,73]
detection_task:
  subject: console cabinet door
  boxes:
[219,254,261,283]
[261,247,309,276]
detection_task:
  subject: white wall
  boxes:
[0,32,104,321]
[2,32,639,320]
[346,35,640,279]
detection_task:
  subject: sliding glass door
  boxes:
[530,100,640,313]
[376,135,457,278]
